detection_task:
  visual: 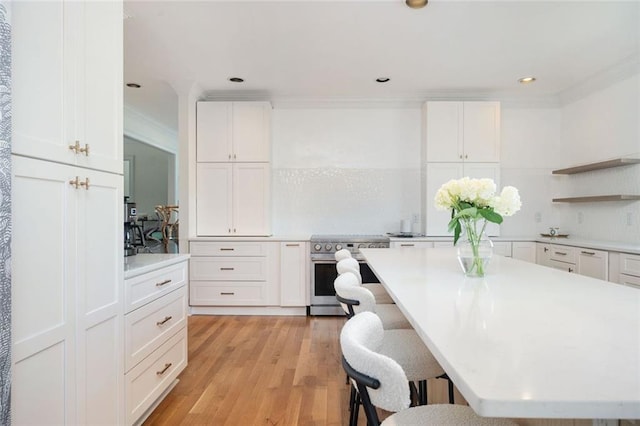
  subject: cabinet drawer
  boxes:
[190,241,267,257]
[190,281,268,306]
[125,328,187,426]
[549,245,577,263]
[125,262,188,313]
[619,273,640,289]
[620,253,640,277]
[190,257,267,281]
[548,259,576,273]
[125,287,187,372]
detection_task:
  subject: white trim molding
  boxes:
[124,105,179,154]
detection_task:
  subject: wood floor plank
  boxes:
[143,315,598,426]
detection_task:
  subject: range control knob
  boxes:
[369,244,376,248]
[314,243,322,251]
[325,244,332,251]
[358,243,366,248]
[335,244,343,251]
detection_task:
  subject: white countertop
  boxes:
[124,253,190,279]
[360,247,640,420]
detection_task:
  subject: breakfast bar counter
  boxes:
[360,247,640,423]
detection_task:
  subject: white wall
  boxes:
[271,107,421,235]
[555,73,640,243]
[500,105,563,237]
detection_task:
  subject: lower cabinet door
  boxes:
[125,328,187,426]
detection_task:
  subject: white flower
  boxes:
[490,186,522,216]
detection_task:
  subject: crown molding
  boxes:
[124,105,179,154]
[558,53,640,106]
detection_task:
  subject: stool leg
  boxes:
[447,377,454,404]
[418,379,428,405]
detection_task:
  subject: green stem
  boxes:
[464,218,485,276]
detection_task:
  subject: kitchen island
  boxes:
[360,247,640,425]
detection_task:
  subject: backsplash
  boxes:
[272,167,421,235]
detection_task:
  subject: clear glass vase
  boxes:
[456,222,493,277]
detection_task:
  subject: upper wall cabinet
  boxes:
[196,101,272,162]
[425,101,500,163]
[12,0,123,174]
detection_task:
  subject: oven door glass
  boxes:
[313,261,380,297]
[313,262,339,297]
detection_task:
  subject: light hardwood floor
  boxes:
[143,315,611,426]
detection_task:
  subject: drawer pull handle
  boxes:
[156,316,173,326]
[556,252,567,256]
[568,268,574,273]
[220,248,235,251]
[286,243,300,247]
[156,279,172,287]
[156,363,172,376]
[581,251,595,256]
[400,244,414,247]
[220,267,235,271]
[543,247,549,252]
[220,292,235,295]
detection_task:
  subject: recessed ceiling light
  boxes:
[406,0,428,9]
[518,76,536,84]
[376,77,391,83]
[126,83,141,88]
[229,77,244,83]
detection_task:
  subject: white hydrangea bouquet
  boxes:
[435,177,521,276]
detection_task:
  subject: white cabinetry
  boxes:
[511,242,537,263]
[196,102,271,162]
[425,101,500,163]
[189,241,278,306]
[618,253,640,289]
[548,245,577,273]
[12,0,122,174]
[12,158,123,425]
[537,243,608,280]
[196,163,270,236]
[280,242,309,307]
[576,248,608,280]
[195,101,272,236]
[11,0,123,422]
[536,243,552,267]
[124,259,188,425]
[425,162,501,236]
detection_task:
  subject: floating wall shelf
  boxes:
[552,195,640,203]
[552,158,640,175]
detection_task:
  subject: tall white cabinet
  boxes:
[424,101,501,237]
[196,101,272,236]
[11,1,124,424]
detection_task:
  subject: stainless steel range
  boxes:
[309,234,390,316]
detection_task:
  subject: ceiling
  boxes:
[123,0,640,132]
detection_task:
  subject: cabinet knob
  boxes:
[459,154,463,159]
[568,268,574,273]
[79,177,90,190]
[79,143,89,156]
[464,154,468,159]
[69,176,80,189]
